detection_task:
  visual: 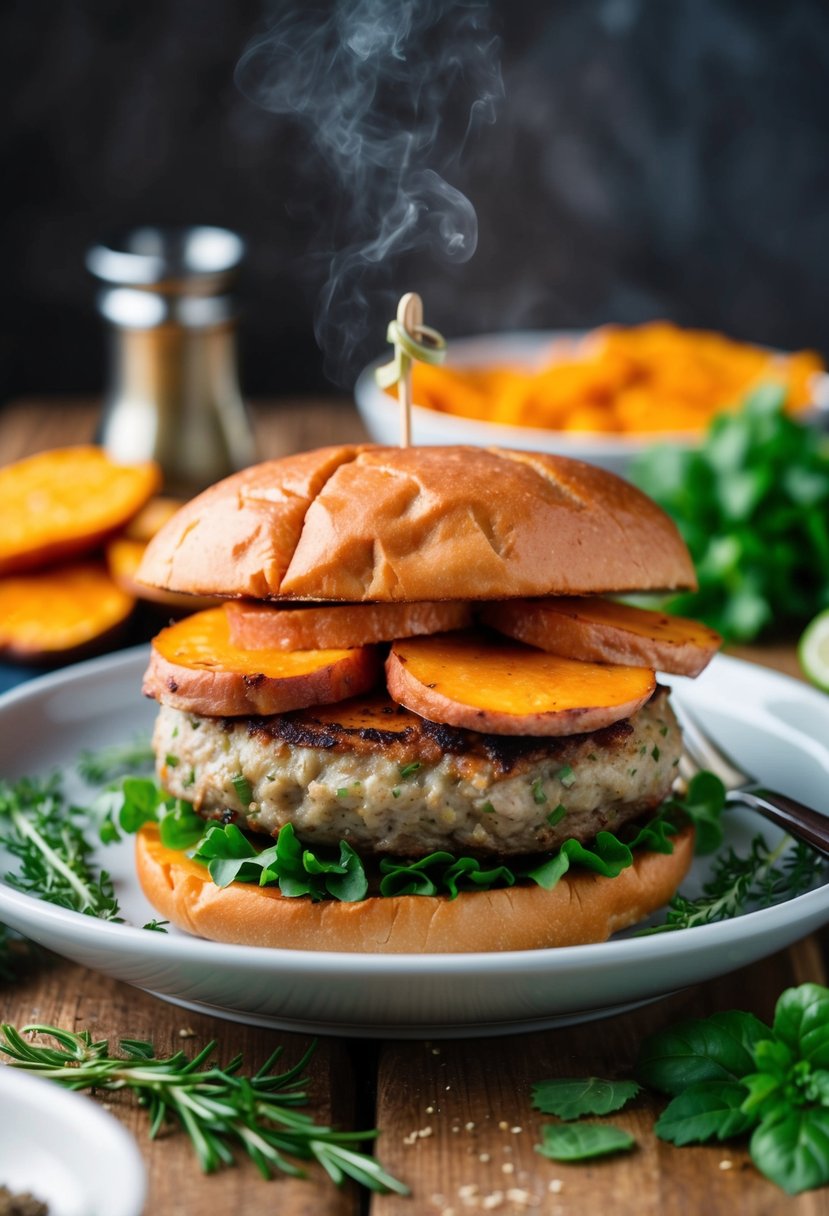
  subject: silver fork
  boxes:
[676,703,829,857]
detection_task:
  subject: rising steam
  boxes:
[236,0,502,382]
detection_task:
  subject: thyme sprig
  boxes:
[645,834,827,933]
[0,1023,408,1194]
[0,775,120,920]
[77,735,155,785]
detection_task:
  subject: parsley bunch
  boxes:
[632,383,829,640]
[638,984,829,1194]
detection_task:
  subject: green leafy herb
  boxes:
[664,771,727,855]
[556,765,576,788]
[535,1122,635,1161]
[631,383,829,641]
[532,1077,640,1121]
[546,804,567,828]
[230,774,253,807]
[0,775,120,920]
[0,1023,406,1195]
[77,736,155,784]
[165,754,179,768]
[645,834,827,934]
[638,984,829,1194]
[531,778,547,805]
[142,919,169,933]
[399,762,421,780]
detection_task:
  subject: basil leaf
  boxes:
[772,984,829,1069]
[741,1069,789,1120]
[535,1123,635,1162]
[654,1080,756,1145]
[751,1108,829,1195]
[637,1010,772,1095]
[531,1077,640,1121]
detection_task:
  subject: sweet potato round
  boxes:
[0,562,134,661]
[225,599,472,651]
[386,632,656,736]
[143,606,380,716]
[481,597,721,677]
[0,446,160,576]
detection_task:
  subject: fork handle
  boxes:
[730,786,829,857]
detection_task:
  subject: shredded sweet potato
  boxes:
[392,322,824,435]
[0,562,134,660]
[386,631,655,736]
[0,446,160,576]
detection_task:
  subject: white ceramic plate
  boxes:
[0,648,828,1038]
[354,330,829,478]
[0,1068,146,1216]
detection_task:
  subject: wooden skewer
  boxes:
[396,292,423,448]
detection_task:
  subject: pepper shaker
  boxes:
[88,226,256,497]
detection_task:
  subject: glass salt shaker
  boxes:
[87,226,256,497]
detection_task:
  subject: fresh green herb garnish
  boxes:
[638,984,829,1195]
[481,801,496,814]
[0,776,120,920]
[165,754,179,768]
[399,762,421,779]
[230,774,253,807]
[546,804,567,828]
[556,765,576,788]
[0,1024,407,1195]
[645,834,826,934]
[77,736,155,784]
[535,1122,635,1161]
[142,919,169,933]
[532,1077,640,1121]
[531,778,547,805]
[632,383,829,640]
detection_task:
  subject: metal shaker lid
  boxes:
[87,226,245,294]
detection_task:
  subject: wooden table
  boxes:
[1,397,828,1215]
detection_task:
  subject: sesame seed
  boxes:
[498,1120,509,1130]
[479,1152,491,1163]
[510,1125,523,1134]
[719,1159,733,1171]
[548,1179,563,1193]
[465,1120,476,1130]
[481,1194,504,1211]
[426,1105,435,1114]
[502,1162,515,1174]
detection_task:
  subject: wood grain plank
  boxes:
[372,943,829,1216]
[1,958,358,1216]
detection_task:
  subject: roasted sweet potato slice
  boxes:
[143,606,380,716]
[0,562,134,661]
[225,600,472,652]
[386,632,655,736]
[481,597,721,677]
[107,538,219,613]
[0,446,160,576]
[121,496,184,543]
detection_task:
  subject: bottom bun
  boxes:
[135,822,695,954]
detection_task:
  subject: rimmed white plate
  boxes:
[0,648,828,1038]
[0,1068,146,1216]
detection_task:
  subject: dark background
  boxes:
[2,0,829,403]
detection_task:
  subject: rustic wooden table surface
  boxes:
[1,397,828,1216]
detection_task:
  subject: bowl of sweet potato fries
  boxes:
[355,322,827,476]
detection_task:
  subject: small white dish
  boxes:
[0,1067,146,1216]
[354,330,829,478]
[0,647,827,1038]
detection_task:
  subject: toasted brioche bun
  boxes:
[135,820,695,954]
[136,445,696,602]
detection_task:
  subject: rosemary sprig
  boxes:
[0,1024,408,1195]
[0,775,120,920]
[645,834,827,933]
[77,736,155,785]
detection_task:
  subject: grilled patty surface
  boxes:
[154,688,681,857]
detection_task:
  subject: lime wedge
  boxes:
[799,608,829,692]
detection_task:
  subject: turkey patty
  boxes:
[154,687,681,857]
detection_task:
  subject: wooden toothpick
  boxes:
[375,293,447,448]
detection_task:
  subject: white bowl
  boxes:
[354,329,829,479]
[0,1068,146,1216]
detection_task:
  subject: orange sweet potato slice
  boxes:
[481,597,721,677]
[121,496,184,543]
[0,562,134,661]
[0,446,160,576]
[386,632,655,736]
[143,606,381,716]
[225,600,472,652]
[107,538,219,613]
